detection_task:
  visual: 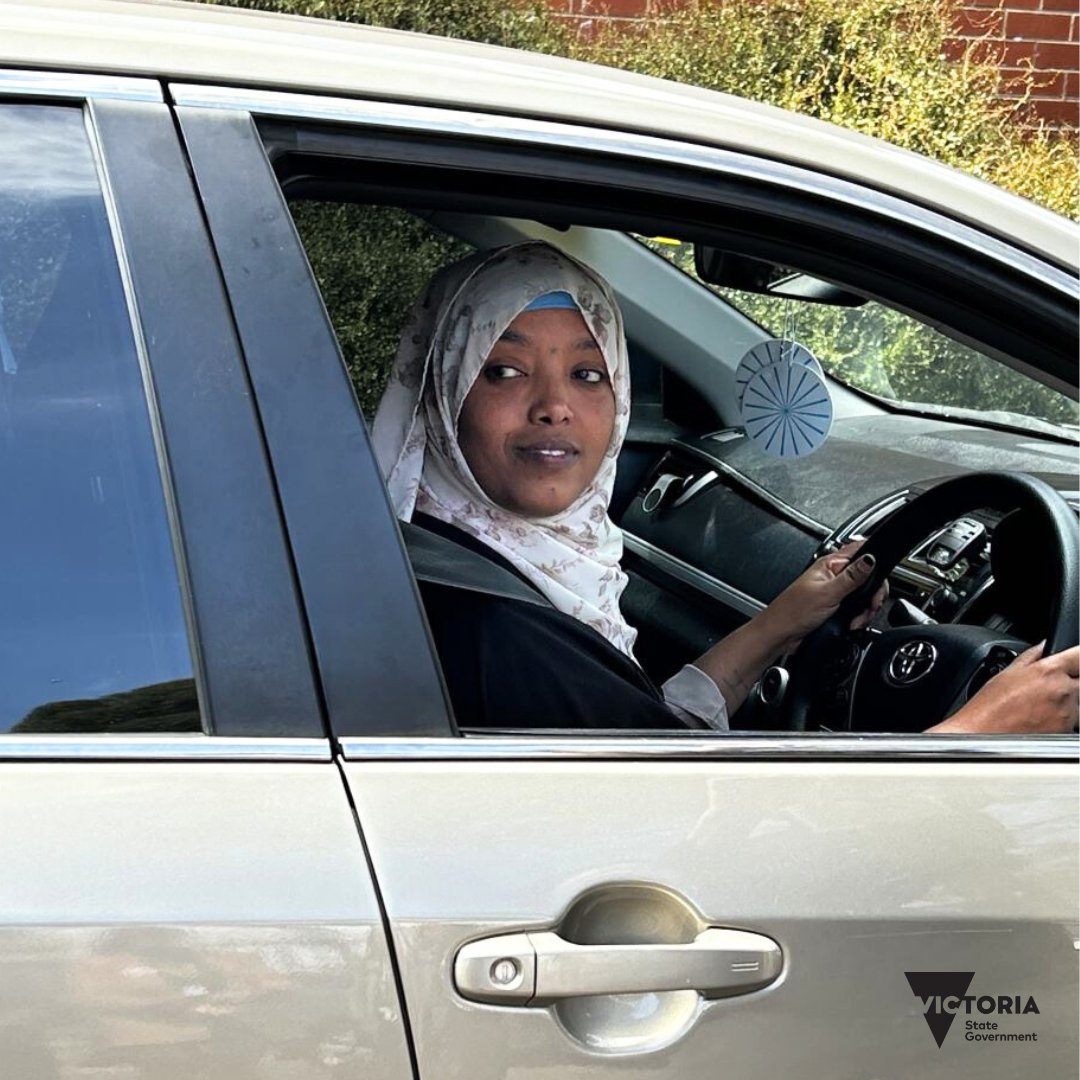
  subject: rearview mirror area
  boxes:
[694,246,867,307]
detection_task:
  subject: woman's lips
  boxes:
[514,441,580,468]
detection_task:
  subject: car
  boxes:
[0,0,1076,1076]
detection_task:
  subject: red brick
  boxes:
[954,6,1005,36]
[1066,70,1080,96]
[553,13,605,40]
[1036,39,1080,66]
[1071,13,1078,41]
[1000,38,1039,63]
[1000,65,1067,93]
[1036,71,1069,94]
[959,0,1005,6]
[951,36,1010,61]
[1006,10,1072,38]
[1026,97,1080,124]
[999,65,1032,93]
[940,37,971,61]
[1038,0,1077,12]
[579,0,650,15]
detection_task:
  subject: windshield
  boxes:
[635,238,1079,440]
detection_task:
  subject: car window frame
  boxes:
[176,103,455,741]
[175,85,1077,761]
[0,72,326,745]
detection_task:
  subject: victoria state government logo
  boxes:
[905,972,1040,1048]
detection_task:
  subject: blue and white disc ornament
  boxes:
[735,339,822,410]
[740,354,833,459]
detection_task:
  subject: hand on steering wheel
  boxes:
[759,541,888,655]
[782,472,1079,733]
[932,641,1080,733]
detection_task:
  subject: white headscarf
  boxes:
[372,240,637,656]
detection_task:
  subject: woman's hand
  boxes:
[758,542,889,656]
[930,643,1079,734]
[691,542,887,714]
[696,540,1076,731]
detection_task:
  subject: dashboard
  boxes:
[618,417,1079,729]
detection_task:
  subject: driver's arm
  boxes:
[691,543,883,714]
[928,643,1080,733]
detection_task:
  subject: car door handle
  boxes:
[455,927,782,1005]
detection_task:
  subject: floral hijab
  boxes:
[372,240,637,656]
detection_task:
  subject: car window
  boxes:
[247,117,1075,741]
[0,104,198,734]
[635,237,1079,438]
[291,201,473,415]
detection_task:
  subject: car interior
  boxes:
[271,133,1079,736]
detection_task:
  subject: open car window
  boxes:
[281,190,1077,737]
[290,201,474,417]
[198,100,1078,742]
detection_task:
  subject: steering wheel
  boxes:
[783,471,1079,732]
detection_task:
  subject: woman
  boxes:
[374,241,1078,733]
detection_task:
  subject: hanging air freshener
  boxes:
[736,299,832,458]
[740,359,832,458]
[735,338,821,410]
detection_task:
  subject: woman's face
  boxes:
[458,307,616,518]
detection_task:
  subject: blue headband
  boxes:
[523,290,578,312]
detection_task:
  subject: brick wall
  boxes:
[548,0,1079,129]
[951,1,1078,127]
[549,0,659,29]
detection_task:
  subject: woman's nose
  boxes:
[527,381,573,425]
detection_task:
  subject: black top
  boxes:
[412,515,690,731]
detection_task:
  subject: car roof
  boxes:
[2,0,1076,271]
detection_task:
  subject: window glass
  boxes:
[290,201,472,415]
[635,237,1078,439]
[0,105,198,734]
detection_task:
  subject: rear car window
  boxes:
[0,105,199,734]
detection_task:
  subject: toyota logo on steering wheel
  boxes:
[888,640,938,685]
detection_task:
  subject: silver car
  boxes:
[0,1,1076,1076]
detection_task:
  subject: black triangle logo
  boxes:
[905,971,975,1047]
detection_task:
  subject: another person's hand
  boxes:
[930,643,1079,734]
[760,542,888,655]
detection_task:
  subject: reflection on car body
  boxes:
[0,0,1076,1077]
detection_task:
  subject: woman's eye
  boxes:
[574,367,607,385]
[483,364,525,381]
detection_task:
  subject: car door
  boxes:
[0,75,414,1080]
[179,87,1079,1078]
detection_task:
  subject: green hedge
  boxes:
[577,0,1076,220]
[199,0,568,50]
[195,0,1076,219]
[292,203,471,412]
